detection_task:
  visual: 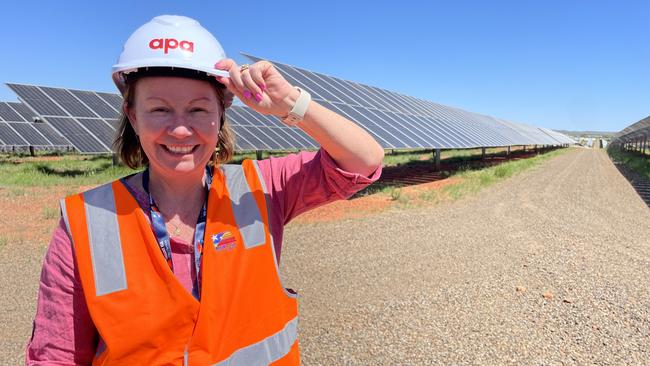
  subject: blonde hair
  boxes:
[112,78,235,169]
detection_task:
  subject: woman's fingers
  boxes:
[241,65,263,102]
[215,59,246,99]
[215,59,271,103]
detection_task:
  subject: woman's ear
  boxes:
[123,102,138,134]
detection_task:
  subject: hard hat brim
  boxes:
[112,60,230,94]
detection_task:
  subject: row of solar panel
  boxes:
[5,82,572,153]
[0,121,70,147]
[612,116,650,144]
[3,53,573,153]
[243,54,574,147]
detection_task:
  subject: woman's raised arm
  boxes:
[215,59,384,177]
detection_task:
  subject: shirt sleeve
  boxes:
[257,148,382,225]
[25,218,98,365]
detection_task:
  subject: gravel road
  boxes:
[2,148,648,365]
[281,148,649,365]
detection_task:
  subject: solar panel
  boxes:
[6,84,67,116]
[106,119,120,129]
[46,117,109,153]
[229,125,257,150]
[77,118,116,147]
[7,122,51,146]
[69,89,120,119]
[32,122,71,147]
[96,92,123,111]
[7,102,36,122]
[0,103,25,121]
[39,87,98,118]
[0,122,28,146]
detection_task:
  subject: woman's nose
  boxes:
[167,113,193,137]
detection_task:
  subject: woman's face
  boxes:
[127,76,222,179]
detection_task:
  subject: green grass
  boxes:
[440,148,569,200]
[355,146,544,198]
[381,147,517,168]
[607,147,650,179]
[0,154,136,187]
[0,236,7,251]
[0,150,308,188]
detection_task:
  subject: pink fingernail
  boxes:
[243,90,252,99]
[259,84,267,91]
[255,93,263,102]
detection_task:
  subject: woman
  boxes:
[27,15,383,365]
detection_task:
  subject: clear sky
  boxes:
[1,0,647,132]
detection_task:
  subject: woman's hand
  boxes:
[214,59,298,117]
[215,58,384,177]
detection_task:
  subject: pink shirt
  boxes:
[25,150,380,365]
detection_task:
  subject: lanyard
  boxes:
[142,166,212,300]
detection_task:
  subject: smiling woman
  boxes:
[26,14,383,366]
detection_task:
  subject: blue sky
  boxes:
[1,0,648,132]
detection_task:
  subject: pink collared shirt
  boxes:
[26,149,381,365]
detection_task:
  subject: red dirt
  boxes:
[294,176,462,224]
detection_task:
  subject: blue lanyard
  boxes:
[142,166,212,300]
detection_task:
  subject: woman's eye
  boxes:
[190,108,208,113]
[151,108,169,113]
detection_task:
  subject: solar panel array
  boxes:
[6,84,118,153]
[611,116,650,147]
[243,53,574,149]
[0,101,71,150]
[3,54,573,153]
[5,83,318,153]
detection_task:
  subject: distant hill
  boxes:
[556,130,616,138]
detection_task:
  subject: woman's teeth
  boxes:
[165,145,195,154]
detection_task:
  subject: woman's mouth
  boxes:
[162,144,198,155]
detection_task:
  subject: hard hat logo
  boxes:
[149,38,194,54]
[113,15,229,94]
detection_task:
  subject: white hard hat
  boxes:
[112,15,230,94]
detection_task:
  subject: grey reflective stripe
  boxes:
[222,164,265,249]
[212,317,298,366]
[83,184,127,296]
[59,198,71,237]
[251,161,297,299]
[250,160,269,195]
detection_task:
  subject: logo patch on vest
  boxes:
[212,231,236,251]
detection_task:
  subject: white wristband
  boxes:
[281,87,311,126]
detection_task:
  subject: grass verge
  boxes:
[0,154,136,187]
[607,147,650,179]
[440,148,569,201]
[0,150,306,188]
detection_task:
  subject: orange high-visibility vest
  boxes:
[61,160,299,365]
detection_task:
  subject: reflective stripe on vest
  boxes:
[75,183,128,296]
[212,317,298,366]
[221,164,265,249]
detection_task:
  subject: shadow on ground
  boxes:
[613,162,650,207]
[35,162,113,177]
[354,147,563,198]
